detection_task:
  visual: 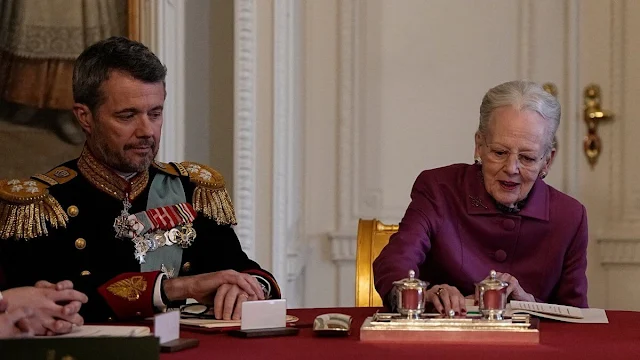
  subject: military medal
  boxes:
[161,264,175,278]
[114,202,198,263]
[113,194,133,238]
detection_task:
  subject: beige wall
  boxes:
[303,0,340,307]
[254,0,275,271]
[209,0,235,194]
[183,0,235,194]
[184,0,211,165]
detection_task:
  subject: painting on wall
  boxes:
[0,0,140,179]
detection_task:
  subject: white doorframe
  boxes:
[141,0,186,163]
[272,0,306,301]
[233,0,258,259]
[562,0,580,198]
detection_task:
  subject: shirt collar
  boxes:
[465,164,549,221]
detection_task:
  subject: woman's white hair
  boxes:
[478,80,560,152]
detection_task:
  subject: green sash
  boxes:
[140,174,187,277]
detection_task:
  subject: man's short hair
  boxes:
[72,36,167,111]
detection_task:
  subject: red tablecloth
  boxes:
[162,307,640,360]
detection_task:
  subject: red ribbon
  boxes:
[146,203,197,231]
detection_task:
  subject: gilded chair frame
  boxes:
[127,0,141,41]
[355,219,399,307]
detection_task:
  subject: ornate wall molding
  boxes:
[272,0,291,296]
[233,0,257,258]
[596,0,638,266]
[272,0,306,296]
[330,231,358,262]
[330,0,360,254]
[562,0,581,196]
[599,238,640,265]
[336,0,358,234]
[609,0,625,221]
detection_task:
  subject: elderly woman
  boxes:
[372,80,588,315]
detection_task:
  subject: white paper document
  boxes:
[179,318,241,329]
[508,301,609,324]
[39,325,151,338]
[509,300,584,318]
[179,314,299,328]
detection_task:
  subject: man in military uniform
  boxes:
[0,37,280,323]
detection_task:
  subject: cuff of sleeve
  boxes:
[98,271,161,320]
[384,291,397,312]
[153,273,167,312]
[241,269,281,299]
[251,275,270,298]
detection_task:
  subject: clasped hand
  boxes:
[163,269,265,320]
[0,280,88,338]
[427,272,534,315]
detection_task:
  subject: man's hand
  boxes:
[213,284,259,320]
[0,298,34,339]
[35,280,86,317]
[163,269,265,305]
[2,282,88,336]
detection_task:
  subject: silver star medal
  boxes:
[134,231,167,264]
[133,237,149,263]
[163,225,197,248]
[179,225,197,248]
[113,195,150,263]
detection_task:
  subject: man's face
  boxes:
[80,71,165,173]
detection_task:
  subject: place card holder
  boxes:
[229,327,299,338]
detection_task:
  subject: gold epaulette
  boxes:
[179,161,237,225]
[0,166,77,240]
[152,160,184,177]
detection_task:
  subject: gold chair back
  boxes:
[355,219,399,307]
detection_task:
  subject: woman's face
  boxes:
[474,106,555,207]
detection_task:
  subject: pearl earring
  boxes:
[540,171,547,179]
[474,157,482,165]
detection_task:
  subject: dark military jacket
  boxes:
[0,149,280,322]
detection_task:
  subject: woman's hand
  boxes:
[475,272,535,302]
[426,284,466,315]
[495,272,535,302]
